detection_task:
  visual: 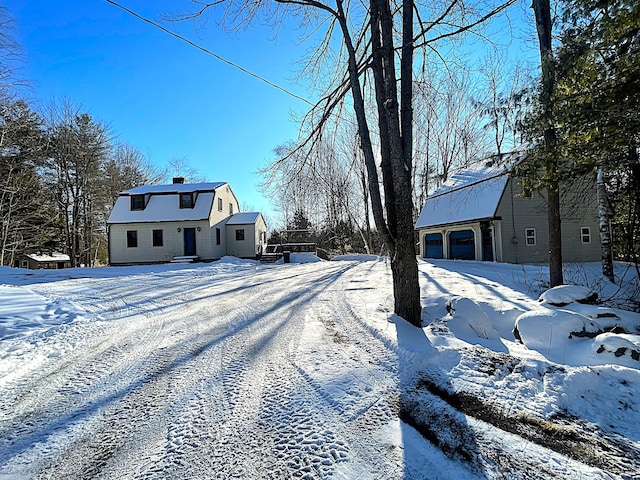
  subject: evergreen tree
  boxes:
[47,110,111,267]
[0,99,56,266]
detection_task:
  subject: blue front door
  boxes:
[184,228,196,256]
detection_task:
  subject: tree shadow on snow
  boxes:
[393,316,488,479]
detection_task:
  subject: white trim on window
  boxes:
[525,228,536,246]
[581,226,591,244]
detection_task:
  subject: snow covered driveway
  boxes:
[0,259,468,479]
[1,257,639,479]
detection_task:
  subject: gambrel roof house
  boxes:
[107,179,267,265]
[415,157,601,264]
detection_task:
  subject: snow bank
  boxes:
[289,253,324,263]
[0,285,86,341]
[332,254,382,262]
[539,285,597,306]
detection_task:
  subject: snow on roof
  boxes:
[122,182,226,195]
[26,253,70,262]
[415,163,509,229]
[107,191,216,224]
[225,212,262,225]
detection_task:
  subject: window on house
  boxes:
[127,230,138,248]
[525,228,536,246]
[218,198,223,211]
[180,193,194,209]
[229,203,234,215]
[152,229,163,247]
[235,229,245,241]
[20,260,28,269]
[216,228,221,245]
[130,195,145,210]
[581,227,591,244]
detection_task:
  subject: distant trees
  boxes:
[0,97,163,267]
[0,100,56,266]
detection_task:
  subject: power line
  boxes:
[105,0,314,106]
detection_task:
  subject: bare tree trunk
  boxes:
[370,0,421,325]
[533,0,563,287]
[597,168,615,282]
[334,0,393,250]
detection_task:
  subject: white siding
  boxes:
[225,214,268,258]
[109,221,212,264]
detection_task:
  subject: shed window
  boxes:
[127,230,138,248]
[130,195,145,211]
[581,227,591,244]
[525,228,536,246]
[152,229,163,247]
[235,229,245,241]
[180,193,194,209]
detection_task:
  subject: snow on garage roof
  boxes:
[415,165,509,229]
[226,212,262,225]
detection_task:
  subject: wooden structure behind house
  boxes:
[106,179,268,265]
[415,157,601,264]
[19,253,71,270]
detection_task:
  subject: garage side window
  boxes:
[581,227,591,244]
[127,230,138,248]
[152,229,163,247]
[525,228,536,246]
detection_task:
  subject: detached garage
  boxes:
[415,153,601,265]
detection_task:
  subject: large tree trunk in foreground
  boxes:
[370,0,421,325]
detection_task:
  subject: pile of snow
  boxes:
[538,284,598,306]
[444,282,640,369]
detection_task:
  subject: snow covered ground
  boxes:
[0,256,638,479]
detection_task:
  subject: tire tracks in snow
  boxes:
[1,261,410,479]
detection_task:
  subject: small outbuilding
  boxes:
[19,253,71,270]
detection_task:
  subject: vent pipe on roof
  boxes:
[173,177,185,184]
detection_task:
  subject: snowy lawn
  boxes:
[0,256,638,479]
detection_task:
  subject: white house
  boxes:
[107,179,268,265]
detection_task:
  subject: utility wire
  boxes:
[105,0,314,106]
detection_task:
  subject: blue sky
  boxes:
[9,0,313,223]
[8,1,537,228]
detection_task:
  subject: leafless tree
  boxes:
[174,0,517,326]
